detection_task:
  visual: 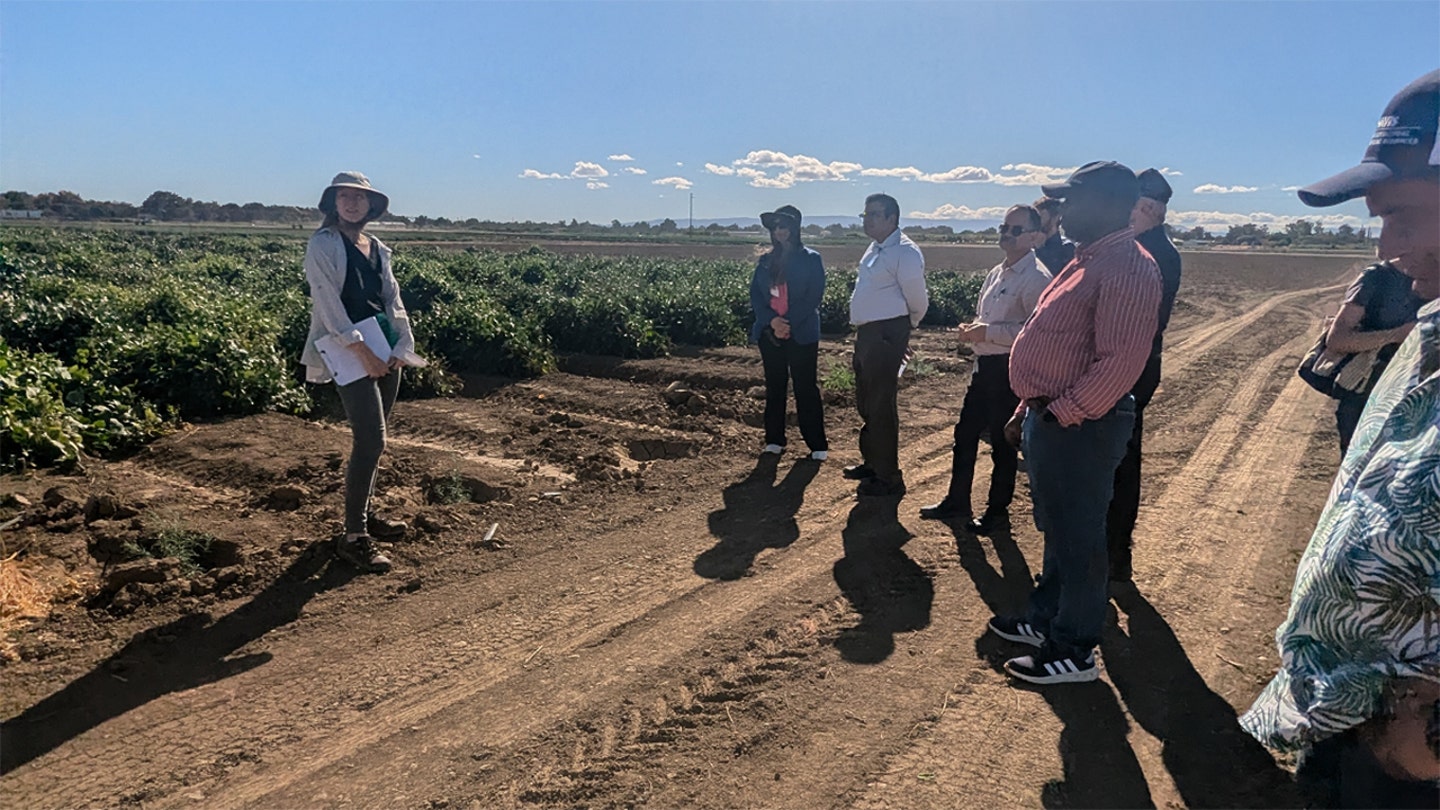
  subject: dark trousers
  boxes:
[853,316,911,485]
[1335,390,1369,457]
[1023,397,1135,659]
[1106,355,1161,573]
[758,334,828,452]
[947,354,1020,516]
[336,369,402,535]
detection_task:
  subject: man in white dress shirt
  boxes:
[843,193,928,497]
[920,204,1051,531]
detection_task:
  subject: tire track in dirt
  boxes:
[0,407,959,809]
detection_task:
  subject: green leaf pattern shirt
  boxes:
[1242,299,1440,751]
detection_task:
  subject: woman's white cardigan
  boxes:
[300,227,420,384]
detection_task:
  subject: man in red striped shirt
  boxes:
[986,161,1162,685]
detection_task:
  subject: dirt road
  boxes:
[1,251,1362,808]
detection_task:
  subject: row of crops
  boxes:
[0,227,983,470]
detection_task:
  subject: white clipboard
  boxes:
[314,317,395,385]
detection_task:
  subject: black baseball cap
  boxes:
[1298,69,1440,207]
[1042,161,1140,203]
[760,205,802,230]
[1136,169,1173,204]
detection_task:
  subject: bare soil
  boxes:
[1,251,1365,809]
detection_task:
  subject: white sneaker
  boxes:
[809,450,828,461]
[762,444,784,455]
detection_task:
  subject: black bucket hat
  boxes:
[760,205,802,231]
[1298,70,1439,207]
[318,171,390,220]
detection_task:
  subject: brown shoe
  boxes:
[367,512,408,540]
[336,535,392,573]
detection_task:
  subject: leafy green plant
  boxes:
[123,523,215,574]
[425,470,472,505]
[821,360,856,392]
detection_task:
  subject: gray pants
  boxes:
[336,369,402,535]
[853,316,911,485]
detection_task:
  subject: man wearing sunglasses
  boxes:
[1033,196,1076,274]
[986,162,1161,685]
[921,205,1051,532]
[1106,168,1184,582]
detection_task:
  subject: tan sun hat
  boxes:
[318,171,389,220]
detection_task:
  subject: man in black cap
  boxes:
[986,161,1161,685]
[1106,168,1183,582]
[1241,70,1439,808]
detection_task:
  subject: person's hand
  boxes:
[1004,411,1024,448]
[388,356,407,371]
[350,343,391,379]
[771,316,791,340]
[956,322,986,343]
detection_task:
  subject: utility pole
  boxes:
[689,193,694,233]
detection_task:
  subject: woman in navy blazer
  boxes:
[750,205,828,459]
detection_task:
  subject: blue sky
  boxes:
[2,1,1436,231]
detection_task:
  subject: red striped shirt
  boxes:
[1009,227,1162,426]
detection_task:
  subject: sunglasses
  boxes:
[999,224,1036,238]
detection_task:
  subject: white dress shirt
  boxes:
[850,228,928,327]
[972,250,1052,356]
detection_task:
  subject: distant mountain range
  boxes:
[646,215,1005,232]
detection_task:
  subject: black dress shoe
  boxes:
[842,464,876,480]
[919,498,969,521]
[968,511,1009,535]
[856,477,906,497]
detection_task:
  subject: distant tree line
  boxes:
[2,189,1374,248]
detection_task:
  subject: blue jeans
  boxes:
[1022,396,1135,659]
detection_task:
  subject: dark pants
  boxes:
[1023,397,1135,660]
[1297,728,1440,809]
[758,334,828,452]
[853,316,911,486]
[336,369,402,535]
[1335,390,1369,457]
[1106,355,1162,575]
[947,354,1020,516]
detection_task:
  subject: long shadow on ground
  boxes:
[961,522,1154,808]
[1,547,357,774]
[1104,584,1301,808]
[695,455,819,580]
[832,497,933,664]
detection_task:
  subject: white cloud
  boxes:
[622,167,648,175]
[653,176,693,190]
[733,150,860,184]
[1168,208,1373,232]
[519,169,565,180]
[570,161,609,179]
[586,181,609,190]
[909,204,1011,221]
[704,163,736,176]
[676,162,684,167]
[1281,185,1301,192]
[472,154,481,159]
[1193,183,1259,194]
[1159,167,1183,176]
[860,166,925,181]
[608,154,634,162]
[993,163,1076,186]
[919,165,995,184]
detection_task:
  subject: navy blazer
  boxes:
[750,246,826,345]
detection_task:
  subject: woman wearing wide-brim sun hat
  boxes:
[301,171,426,574]
[749,205,829,461]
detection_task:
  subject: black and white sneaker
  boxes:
[1004,650,1098,684]
[336,534,392,574]
[987,616,1046,648]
